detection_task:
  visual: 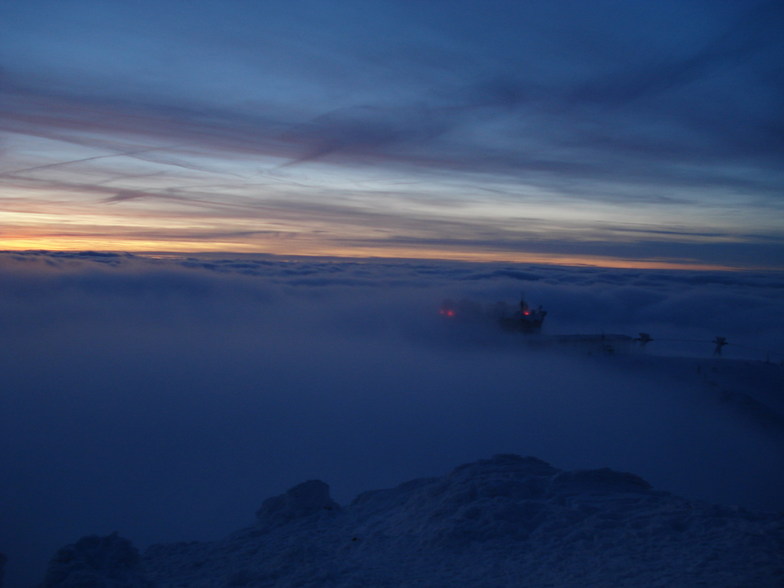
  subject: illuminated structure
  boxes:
[440,295,547,333]
[498,296,547,333]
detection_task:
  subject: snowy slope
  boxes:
[42,454,784,587]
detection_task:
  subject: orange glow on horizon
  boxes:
[0,233,742,271]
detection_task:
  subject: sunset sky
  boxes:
[2,0,783,269]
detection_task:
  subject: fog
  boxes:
[1,252,783,586]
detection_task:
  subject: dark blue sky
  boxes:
[1,0,783,268]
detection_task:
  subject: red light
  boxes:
[440,308,456,317]
[523,310,530,316]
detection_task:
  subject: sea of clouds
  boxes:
[1,251,783,586]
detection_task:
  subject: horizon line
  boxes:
[0,247,771,273]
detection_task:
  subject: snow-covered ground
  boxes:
[42,454,784,587]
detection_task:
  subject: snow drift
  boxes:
[41,454,784,587]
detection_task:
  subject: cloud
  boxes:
[4,4,782,194]
[1,252,783,586]
[2,0,783,270]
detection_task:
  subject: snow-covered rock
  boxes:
[255,479,340,528]
[42,455,784,587]
[40,533,151,588]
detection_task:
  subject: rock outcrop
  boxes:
[41,455,784,587]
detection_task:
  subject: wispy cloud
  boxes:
[1,0,782,267]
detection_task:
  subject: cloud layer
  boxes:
[1,252,783,585]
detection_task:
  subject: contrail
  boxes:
[0,148,168,177]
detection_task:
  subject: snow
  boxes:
[40,534,150,588]
[41,454,784,587]
[255,480,341,527]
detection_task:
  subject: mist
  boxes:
[1,252,783,586]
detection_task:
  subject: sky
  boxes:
[1,0,783,269]
[2,251,784,585]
